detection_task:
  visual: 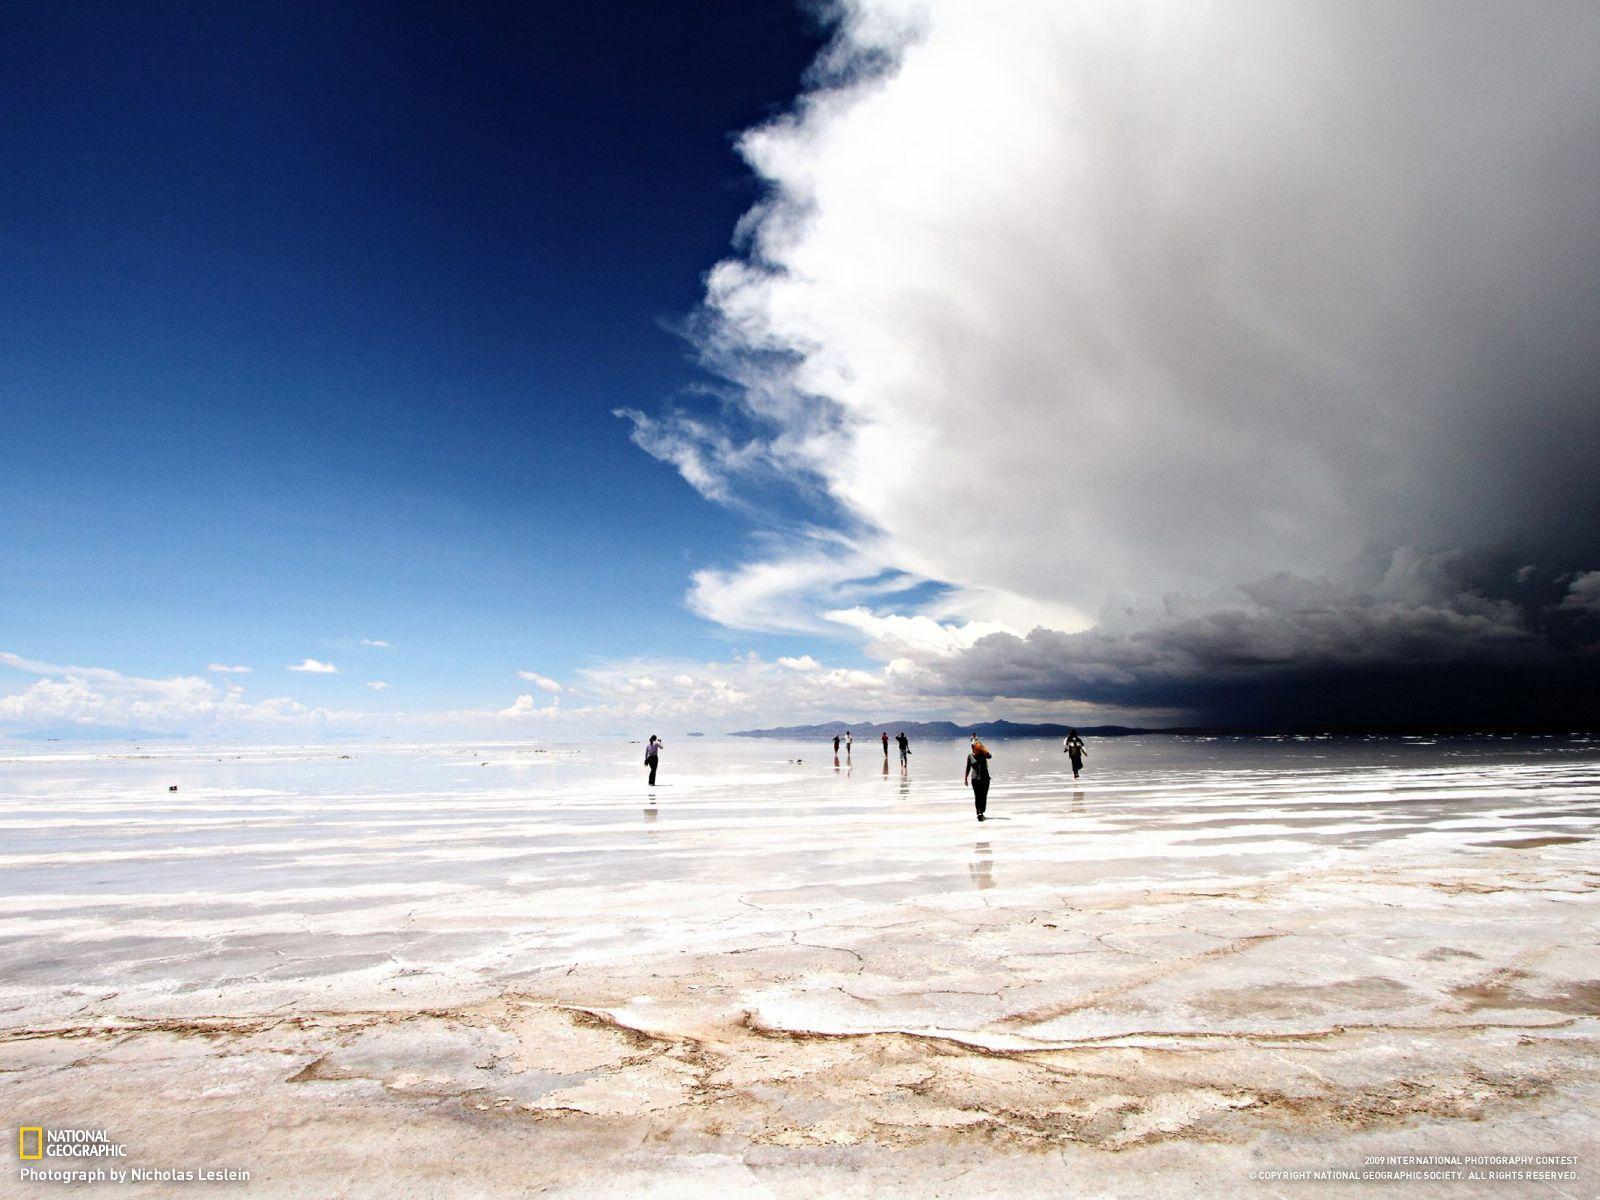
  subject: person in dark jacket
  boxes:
[964,735,992,821]
[896,731,910,768]
[645,735,662,786]
[1062,729,1086,779]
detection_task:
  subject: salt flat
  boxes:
[2,736,1597,1197]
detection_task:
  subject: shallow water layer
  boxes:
[2,736,1597,1196]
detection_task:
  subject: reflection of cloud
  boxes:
[287,658,338,674]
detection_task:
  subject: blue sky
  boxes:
[4,2,1596,737]
[1,2,841,728]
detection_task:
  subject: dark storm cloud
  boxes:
[932,552,1600,725]
[638,0,1600,723]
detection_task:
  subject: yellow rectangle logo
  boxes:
[19,1127,43,1159]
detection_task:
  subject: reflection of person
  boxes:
[1062,729,1086,779]
[964,735,992,821]
[645,735,663,786]
[896,731,910,768]
[968,841,994,890]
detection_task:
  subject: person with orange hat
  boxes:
[963,733,992,821]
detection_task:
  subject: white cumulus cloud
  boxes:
[499,693,561,718]
[287,658,338,674]
[0,650,353,733]
[623,0,1600,725]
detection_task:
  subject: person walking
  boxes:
[832,734,841,754]
[845,730,853,758]
[645,735,663,787]
[896,731,910,768]
[881,731,890,758]
[1062,729,1086,779]
[964,734,992,821]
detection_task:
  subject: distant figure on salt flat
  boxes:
[896,731,910,769]
[1062,729,1086,779]
[645,735,663,787]
[881,731,890,758]
[964,734,992,822]
[845,730,853,758]
[832,734,841,754]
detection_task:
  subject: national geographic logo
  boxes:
[16,1126,126,1159]
[16,1126,250,1185]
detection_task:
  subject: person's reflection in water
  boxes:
[643,805,658,826]
[968,842,994,891]
[833,755,841,771]
[882,756,889,778]
[1071,788,1085,811]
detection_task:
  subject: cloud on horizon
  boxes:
[0,651,339,732]
[623,0,1600,724]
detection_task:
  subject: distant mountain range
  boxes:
[730,719,1149,740]
[8,725,188,742]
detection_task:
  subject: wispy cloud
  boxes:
[287,658,338,674]
[206,663,252,674]
[516,670,563,693]
[366,680,390,691]
[358,638,391,648]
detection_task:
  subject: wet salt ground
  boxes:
[3,737,1598,1196]
[0,735,1596,1025]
